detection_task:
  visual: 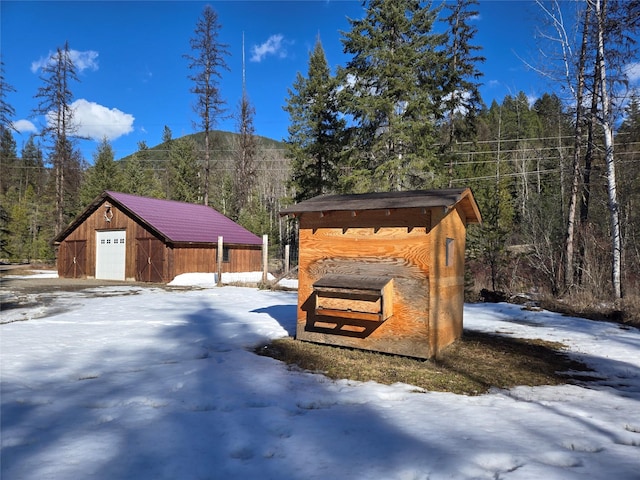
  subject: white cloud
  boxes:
[13,119,37,134]
[70,50,99,72]
[625,62,640,83]
[67,99,134,141]
[31,49,99,74]
[250,34,286,62]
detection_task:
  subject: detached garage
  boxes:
[53,191,263,283]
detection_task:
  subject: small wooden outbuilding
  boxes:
[280,188,482,359]
[53,191,263,283]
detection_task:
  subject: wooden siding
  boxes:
[57,198,262,283]
[296,208,434,358]
[221,245,262,273]
[170,245,261,277]
[427,206,467,355]
[171,246,217,276]
[58,200,148,280]
[294,206,469,359]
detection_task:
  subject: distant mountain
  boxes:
[117,130,285,165]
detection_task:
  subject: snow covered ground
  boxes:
[1,272,639,479]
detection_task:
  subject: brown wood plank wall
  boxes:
[58,199,263,282]
[295,206,468,358]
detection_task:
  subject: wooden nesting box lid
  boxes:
[313,274,392,292]
[280,187,482,224]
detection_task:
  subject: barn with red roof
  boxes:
[53,191,263,283]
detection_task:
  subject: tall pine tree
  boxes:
[80,138,122,205]
[439,0,485,185]
[184,5,230,206]
[284,36,345,201]
[121,141,164,198]
[440,0,484,143]
[169,137,201,203]
[338,0,445,191]
[230,90,258,221]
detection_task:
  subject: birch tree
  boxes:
[593,0,620,298]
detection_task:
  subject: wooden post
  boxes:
[217,236,223,286]
[262,234,268,284]
[284,244,290,275]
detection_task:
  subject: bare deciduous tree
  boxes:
[593,0,622,298]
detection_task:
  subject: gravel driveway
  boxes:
[1,267,170,323]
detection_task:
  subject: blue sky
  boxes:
[2,1,637,163]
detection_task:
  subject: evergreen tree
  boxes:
[0,60,17,132]
[168,137,201,203]
[617,92,640,291]
[184,4,230,206]
[79,138,122,205]
[0,126,17,195]
[464,99,516,293]
[0,199,9,258]
[532,93,572,199]
[20,136,46,198]
[338,0,445,191]
[439,0,485,186]
[440,0,485,144]
[162,125,173,145]
[230,90,258,221]
[0,122,16,257]
[158,127,174,195]
[284,37,345,201]
[121,141,164,198]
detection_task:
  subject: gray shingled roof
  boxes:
[280,188,482,223]
[55,191,262,245]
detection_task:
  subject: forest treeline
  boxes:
[1,0,638,303]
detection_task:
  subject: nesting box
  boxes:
[280,188,482,359]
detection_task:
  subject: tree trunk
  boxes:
[594,0,622,299]
[576,65,599,286]
[204,129,210,206]
[564,1,590,292]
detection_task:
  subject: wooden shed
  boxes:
[53,191,263,283]
[280,188,482,359]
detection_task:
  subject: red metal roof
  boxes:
[106,191,262,245]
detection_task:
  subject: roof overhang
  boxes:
[280,188,482,224]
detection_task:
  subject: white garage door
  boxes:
[96,230,126,280]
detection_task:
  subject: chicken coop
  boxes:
[280,188,482,359]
